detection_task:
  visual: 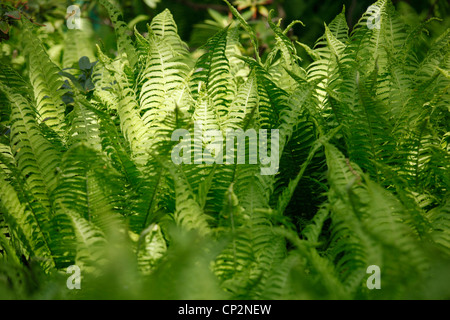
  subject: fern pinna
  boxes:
[0,0,449,299]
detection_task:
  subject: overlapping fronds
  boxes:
[0,0,448,300]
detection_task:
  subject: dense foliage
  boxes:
[0,0,449,299]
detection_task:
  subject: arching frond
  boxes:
[22,21,66,134]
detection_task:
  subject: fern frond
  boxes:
[224,0,261,64]
[67,98,102,150]
[52,144,123,231]
[0,85,61,211]
[96,46,150,166]
[65,209,107,272]
[98,0,138,68]
[0,170,56,273]
[136,224,167,275]
[22,21,66,134]
[190,27,235,125]
[149,9,189,57]
[138,27,190,151]
[161,160,212,236]
[426,199,450,257]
